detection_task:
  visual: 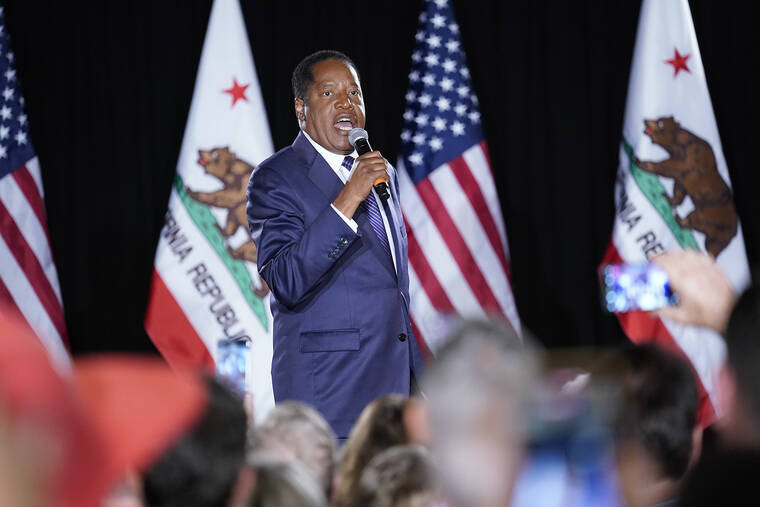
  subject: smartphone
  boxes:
[216,338,250,398]
[599,263,677,313]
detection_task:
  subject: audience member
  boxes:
[0,410,41,506]
[652,249,738,334]
[614,343,701,507]
[713,283,760,448]
[246,458,328,507]
[0,313,116,507]
[402,396,431,447]
[350,444,441,507]
[142,375,247,507]
[423,318,537,507]
[0,314,209,507]
[652,250,760,505]
[248,400,337,497]
[333,394,410,506]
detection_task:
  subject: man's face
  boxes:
[295,59,366,155]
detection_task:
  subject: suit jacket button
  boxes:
[398,333,407,342]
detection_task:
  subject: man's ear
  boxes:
[294,98,306,122]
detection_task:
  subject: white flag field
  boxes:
[145,0,275,419]
[603,0,750,425]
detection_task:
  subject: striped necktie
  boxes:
[342,156,392,260]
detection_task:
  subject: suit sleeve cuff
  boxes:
[331,204,358,233]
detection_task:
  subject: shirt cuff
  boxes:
[331,204,358,233]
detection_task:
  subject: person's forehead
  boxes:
[311,60,360,87]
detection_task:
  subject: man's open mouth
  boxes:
[334,116,355,131]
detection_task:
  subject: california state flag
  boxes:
[603,0,749,426]
[145,0,275,418]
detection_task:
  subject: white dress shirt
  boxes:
[302,131,397,272]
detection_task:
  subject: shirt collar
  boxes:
[302,130,357,173]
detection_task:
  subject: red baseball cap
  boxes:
[0,311,208,507]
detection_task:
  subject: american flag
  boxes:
[0,4,69,370]
[399,0,520,352]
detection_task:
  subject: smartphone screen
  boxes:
[600,263,677,312]
[216,338,250,398]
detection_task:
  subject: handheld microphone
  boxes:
[348,128,390,201]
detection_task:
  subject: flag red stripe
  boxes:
[145,270,215,372]
[480,140,493,172]
[0,200,69,347]
[415,178,505,316]
[13,166,51,240]
[480,141,514,287]
[603,242,717,426]
[404,216,455,313]
[409,315,432,361]
[447,154,511,285]
[0,276,37,337]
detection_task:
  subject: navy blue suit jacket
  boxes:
[246,132,425,437]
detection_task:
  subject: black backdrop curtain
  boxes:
[3,0,759,354]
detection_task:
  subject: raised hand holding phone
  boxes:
[652,250,737,333]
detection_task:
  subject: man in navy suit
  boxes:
[246,50,425,438]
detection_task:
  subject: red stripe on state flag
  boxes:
[13,166,51,240]
[447,154,511,285]
[603,243,717,426]
[0,200,68,346]
[415,177,504,317]
[145,270,214,372]
[404,216,456,313]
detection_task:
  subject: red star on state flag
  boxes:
[665,48,691,77]
[223,78,250,107]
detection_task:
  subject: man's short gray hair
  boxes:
[423,317,540,507]
[249,401,337,496]
[248,458,328,507]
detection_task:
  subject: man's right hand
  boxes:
[332,151,389,218]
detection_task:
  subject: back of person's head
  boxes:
[247,459,327,507]
[422,317,537,507]
[334,394,409,506]
[724,284,760,428]
[249,401,336,496]
[292,49,358,102]
[143,376,247,507]
[350,445,439,507]
[616,343,699,480]
[613,344,699,507]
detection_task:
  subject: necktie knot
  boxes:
[341,155,354,171]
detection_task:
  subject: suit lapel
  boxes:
[383,193,404,284]
[293,133,344,202]
[293,132,397,279]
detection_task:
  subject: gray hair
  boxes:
[422,318,540,507]
[247,458,327,507]
[249,401,336,496]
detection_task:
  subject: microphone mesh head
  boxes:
[348,128,368,148]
